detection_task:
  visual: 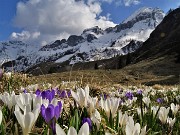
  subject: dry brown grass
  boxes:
[28,54,180,89]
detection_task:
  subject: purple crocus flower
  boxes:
[41,104,55,123]
[41,91,47,99]
[57,90,71,98]
[100,93,108,100]
[82,117,92,130]
[137,90,142,95]
[157,98,163,103]
[60,90,66,98]
[23,89,27,93]
[56,90,61,95]
[41,101,62,134]
[125,92,134,100]
[35,89,41,96]
[48,89,55,102]
[41,89,55,102]
[67,91,71,97]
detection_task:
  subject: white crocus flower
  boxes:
[100,97,119,118]
[56,122,89,135]
[133,97,137,102]
[176,95,180,103]
[126,116,146,135]
[0,91,16,110]
[158,107,170,124]
[142,97,151,107]
[118,110,129,127]
[151,106,159,117]
[140,126,147,135]
[88,97,98,115]
[137,107,147,116]
[125,116,140,135]
[26,84,38,93]
[91,109,101,129]
[0,109,2,125]
[164,96,168,102]
[170,103,179,116]
[4,72,12,79]
[15,93,33,111]
[167,117,176,127]
[71,85,89,108]
[32,94,50,108]
[14,104,40,135]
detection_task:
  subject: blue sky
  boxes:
[0,0,179,45]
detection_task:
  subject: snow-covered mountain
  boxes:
[0,41,40,64]
[1,7,165,72]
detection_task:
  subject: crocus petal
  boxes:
[78,89,86,107]
[45,104,54,123]
[35,89,41,96]
[54,105,60,119]
[140,126,147,135]
[56,123,66,135]
[14,111,25,129]
[41,91,47,99]
[111,98,119,118]
[41,104,46,118]
[84,85,89,100]
[33,96,42,108]
[32,104,40,124]
[68,127,77,135]
[24,104,31,115]
[128,116,134,129]
[51,98,59,106]
[0,110,2,125]
[15,104,20,111]
[71,90,79,104]
[91,109,101,129]
[82,118,92,130]
[126,124,133,135]
[78,122,89,135]
[134,123,140,135]
[24,112,34,135]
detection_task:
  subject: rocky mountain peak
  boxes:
[82,26,104,35]
[123,7,164,24]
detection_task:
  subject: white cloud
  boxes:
[123,0,140,6]
[11,31,40,41]
[11,0,116,45]
[108,0,141,6]
[100,0,141,6]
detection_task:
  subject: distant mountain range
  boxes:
[0,7,165,72]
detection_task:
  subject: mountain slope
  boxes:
[122,7,180,85]
[133,8,180,61]
[0,41,40,65]
[1,7,165,72]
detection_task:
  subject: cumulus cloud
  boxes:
[103,0,140,6]
[11,0,116,45]
[11,31,40,41]
[123,0,140,6]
